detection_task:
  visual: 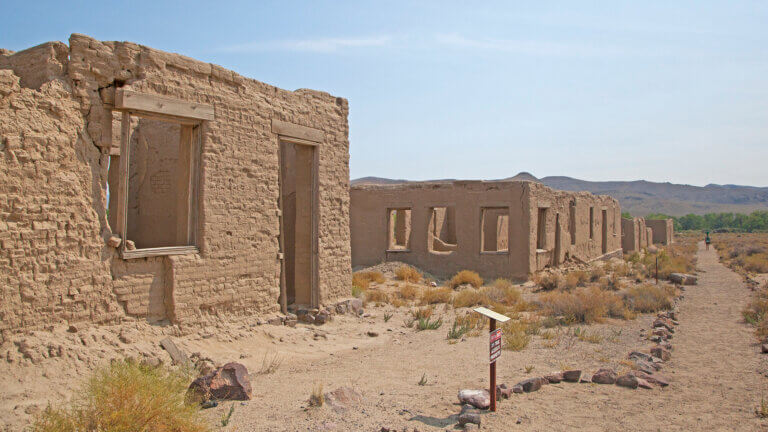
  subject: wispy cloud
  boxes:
[220,36,393,53]
[434,33,624,58]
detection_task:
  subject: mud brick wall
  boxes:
[0,34,351,336]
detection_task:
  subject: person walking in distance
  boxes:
[705,230,711,250]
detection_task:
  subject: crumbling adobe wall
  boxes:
[0,44,122,342]
[621,217,648,253]
[1,34,351,335]
[646,219,674,245]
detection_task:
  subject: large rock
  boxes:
[591,368,617,385]
[630,370,670,387]
[562,370,582,382]
[517,377,545,393]
[544,372,563,384]
[628,351,653,363]
[651,346,671,361]
[458,404,482,426]
[615,374,638,389]
[496,384,512,399]
[669,273,697,285]
[458,389,490,409]
[189,362,251,401]
[324,386,363,412]
[653,318,675,332]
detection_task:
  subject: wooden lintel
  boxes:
[115,90,214,121]
[271,119,324,142]
[121,246,199,260]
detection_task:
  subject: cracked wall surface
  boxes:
[0,35,351,339]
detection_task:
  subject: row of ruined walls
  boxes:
[0,34,352,340]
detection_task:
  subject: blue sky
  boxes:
[3,1,767,186]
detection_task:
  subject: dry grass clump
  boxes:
[482,279,521,306]
[589,266,606,282]
[742,254,768,273]
[395,265,422,283]
[500,320,531,351]
[452,288,487,308]
[420,287,453,305]
[309,383,324,407]
[352,270,385,291]
[623,283,675,313]
[364,289,388,305]
[534,272,563,291]
[599,273,624,291]
[715,233,768,276]
[539,286,631,324]
[398,284,419,300]
[31,359,208,432]
[411,306,435,320]
[743,284,768,338]
[564,270,589,289]
[446,270,483,289]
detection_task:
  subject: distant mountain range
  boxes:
[351,173,768,217]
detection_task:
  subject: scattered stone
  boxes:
[762,344,768,354]
[512,384,523,394]
[285,319,297,327]
[669,273,697,285]
[630,370,670,387]
[652,319,674,332]
[458,404,482,426]
[464,424,479,431]
[651,346,671,361]
[159,337,188,365]
[579,376,591,384]
[591,368,617,385]
[107,235,122,248]
[458,389,490,409]
[562,370,582,382]
[324,386,363,412]
[636,378,653,389]
[430,281,438,287]
[118,328,140,344]
[649,335,662,343]
[66,325,78,333]
[125,240,136,250]
[496,384,512,399]
[652,327,672,340]
[189,362,252,401]
[628,351,653,362]
[315,310,331,325]
[367,331,379,337]
[347,298,364,315]
[615,374,639,389]
[544,372,563,384]
[267,316,283,326]
[517,377,545,393]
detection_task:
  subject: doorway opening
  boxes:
[280,140,317,309]
[601,209,608,254]
[536,208,548,250]
[554,213,562,265]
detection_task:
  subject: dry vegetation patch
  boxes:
[446,270,483,289]
[395,265,421,283]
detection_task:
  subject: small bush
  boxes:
[564,271,589,289]
[757,397,768,418]
[352,271,385,291]
[482,280,521,305]
[743,254,768,273]
[534,272,563,291]
[259,351,282,374]
[420,287,453,305]
[417,316,443,331]
[31,360,208,432]
[589,267,606,282]
[411,306,434,320]
[573,327,603,344]
[539,286,630,324]
[365,289,388,305]
[501,320,530,351]
[399,284,419,300]
[309,383,324,407]
[395,265,421,283]
[447,320,471,339]
[447,270,483,289]
[452,288,487,308]
[599,273,624,291]
[624,283,675,313]
[351,285,363,298]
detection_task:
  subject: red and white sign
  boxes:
[489,328,502,363]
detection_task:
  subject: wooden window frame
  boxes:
[113,90,211,259]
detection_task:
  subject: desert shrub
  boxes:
[573,327,603,344]
[500,321,530,351]
[447,319,471,339]
[564,271,589,289]
[351,285,363,298]
[399,284,419,300]
[420,287,453,305]
[743,254,768,273]
[534,272,563,291]
[31,359,208,432]
[447,270,483,289]
[589,267,606,282]
[623,283,675,313]
[417,316,443,331]
[395,265,421,283]
[364,289,388,305]
[539,286,630,324]
[391,298,407,308]
[411,306,434,320]
[352,271,385,291]
[452,288,487,308]
[482,280,521,306]
[309,383,324,407]
[599,273,624,291]
[612,262,632,277]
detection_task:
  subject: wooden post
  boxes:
[490,317,497,412]
[655,256,659,285]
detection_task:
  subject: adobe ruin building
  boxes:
[0,34,351,340]
[621,216,651,252]
[351,180,622,280]
[645,219,674,245]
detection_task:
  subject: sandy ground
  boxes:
[3,242,767,431]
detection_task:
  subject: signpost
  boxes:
[473,307,511,412]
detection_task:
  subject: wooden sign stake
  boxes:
[473,307,511,413]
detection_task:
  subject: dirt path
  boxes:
[226,242,768,431]
[489,241,768,431]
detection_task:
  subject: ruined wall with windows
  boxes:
[350,180,621,280]
[646,219,674,245]
[0,34,351,339]
[621,217,651,253]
